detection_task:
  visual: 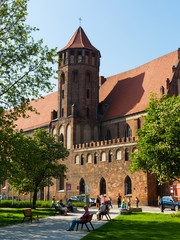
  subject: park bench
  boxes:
[22,209,39,223]
[101,208,111,221]
[54,205,67,215]
[76,214,94,232]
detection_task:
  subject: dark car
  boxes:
[159,196,180,211]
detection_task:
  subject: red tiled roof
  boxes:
[59,27,98,52]
[99,50,178,121]
[15,91,58,131]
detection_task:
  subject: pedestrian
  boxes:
[96,195,100,209]
[117,193,121,208]
[135,197,139,208]
[108,197,113,208]
[127,197,131,209]
[66,205,89,231]
[100,194,104,204]
[50,196,55,208]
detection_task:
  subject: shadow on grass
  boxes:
[82,213,180,240]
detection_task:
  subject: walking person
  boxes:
[50,196,55,208]
[117,193,121,208]
[135,197,139,208]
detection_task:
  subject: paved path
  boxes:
[0,206,175,240]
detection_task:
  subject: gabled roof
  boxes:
[59,27,98,52]
[99,50,179,121]
[15,91,58,131]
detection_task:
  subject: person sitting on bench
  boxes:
[96,201,108,220]
[57,200,67,214]
[66,205,89,231]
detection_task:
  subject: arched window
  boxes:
[78,50,82,63]
[105,129,111,140]
[59,125,64,143]
[87,89,90,98]
[116,149,122,160]
[109,150,113,162]
[87,153,92,163]
[125,148,129,161]
[52,128,56,136]
[132,147,138,152]
[79,178,85,194]
[81,154,84,165]
[124,124,132,138]
[101,151,106,161]
[124,176,132,195]
[100,177,106,195]
[61,72,65,84]
[85,52,89,64]
[75,155,80,164]
[137,118,141,129]
[70,50,75,63]
[66,124,71,149]
[59,133,64,143]
[94,152,98,164]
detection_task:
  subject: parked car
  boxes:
[69,196,79,202]
[159,196,180,211]
[83,198,96,207]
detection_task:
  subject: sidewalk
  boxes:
[0,206,174,240]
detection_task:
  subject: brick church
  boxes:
[1,27,180,205]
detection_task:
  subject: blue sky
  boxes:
[27,0,180,93]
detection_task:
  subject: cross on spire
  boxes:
[79,17,82,27]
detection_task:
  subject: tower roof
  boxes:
[59,27,99,52]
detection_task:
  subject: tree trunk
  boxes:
[32,187,38,209]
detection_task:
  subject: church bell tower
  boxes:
[57,27,101,146]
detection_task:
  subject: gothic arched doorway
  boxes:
[124,175,132,195]
[79,178,85,195]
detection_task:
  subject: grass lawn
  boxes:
[0,208,55,227]
[82,212,180,240]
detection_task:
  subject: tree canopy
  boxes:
[9,129,69,208]
[130,94,180,184]
[0,0,57,183]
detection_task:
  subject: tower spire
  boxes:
[79,17,82,27]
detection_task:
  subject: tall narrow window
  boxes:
[79,178,85,194]
[105,129,111,140]
[59,175,64,190]
[70,51,74,63]
[92,53,96,65]
[137,118,141,129]
[85,51,89,64]
[81,154,84,165]
[100,177,106,195]
[61,72,65,84]
[125,148,129,161]
[63,52,66,64]
[124,124,132,138]
[94,153,98,164]
[78,51,82,63]
[62,90,64,99]
[109,151,113,162]
[125,176,132,195]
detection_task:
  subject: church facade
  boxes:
[1,27,180,205]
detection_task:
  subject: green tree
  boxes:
[9,129,69,209]
[0,0,57,183]
[130,94,180,184]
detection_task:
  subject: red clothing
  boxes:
[80,211,90,222]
